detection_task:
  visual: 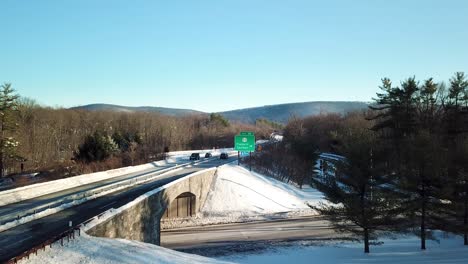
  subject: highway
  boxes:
[0,154,237,262]
[0,161,178,222]
[161,215,339,256]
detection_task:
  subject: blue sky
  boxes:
[1,0,467,112]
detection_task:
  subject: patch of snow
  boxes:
[19,232,231,264]
[271,134,283,142]
[219,232,468,264]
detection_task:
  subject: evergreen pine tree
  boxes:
[442,72,468,245]
[75,131,118,162]
[0,83,20,177]
[312,126,400,253]
[370,77,446,250]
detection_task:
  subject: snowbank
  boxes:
[202,164,323,216]
[271,134,283,142]
[220,233,468,264]
[18,233,231,264]
[161,164,323,229]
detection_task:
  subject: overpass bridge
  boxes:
[0,154,236,262]
[85,168,217,245]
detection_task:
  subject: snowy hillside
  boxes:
[161,163,323,229]
[19,233,231,264]
[202,164,322,216]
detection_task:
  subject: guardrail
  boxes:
[6,226,81,264]
[0,157,217,231]
[5,209,110,264]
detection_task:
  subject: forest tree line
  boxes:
[251,72,468,253]
[0,84,276,184]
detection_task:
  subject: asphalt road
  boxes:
[161,215,338,252]
[0,155,237,262]
[0,162,178,221]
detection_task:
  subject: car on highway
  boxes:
[189,153,200,160]
[205,153,212,158]
[220,153,229,159]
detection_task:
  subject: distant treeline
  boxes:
[253,72,468,253]
[0,84,278,184]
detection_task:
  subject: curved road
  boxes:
[0,154,237,262]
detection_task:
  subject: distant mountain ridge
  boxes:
[71,101,369,124]
[70,104,204,116]
[218,101,369,124]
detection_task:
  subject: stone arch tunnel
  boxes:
[86,168,217,245]
[162,192,196,219]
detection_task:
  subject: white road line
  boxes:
[99,201,116,210]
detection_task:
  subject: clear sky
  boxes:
[1,0,467,112]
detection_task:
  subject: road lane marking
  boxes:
[99,201,116,209]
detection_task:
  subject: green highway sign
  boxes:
[240,131,254,136]
[235,134,255,152]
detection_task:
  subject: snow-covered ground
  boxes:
[219,232,468,264]
[19,233,232,264]
[15,163,468,264]
[203,164,322,215]
[20,230,468,264]
[161,164,323,229]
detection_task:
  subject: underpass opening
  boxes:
[163,192,196,219]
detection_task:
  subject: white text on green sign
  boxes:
[239,131,254,136]
[235,135,255,152]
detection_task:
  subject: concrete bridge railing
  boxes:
[84,168,218,245]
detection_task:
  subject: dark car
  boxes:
[189,153,200,160]
[220,153,229,159]
[205,153,212,158]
